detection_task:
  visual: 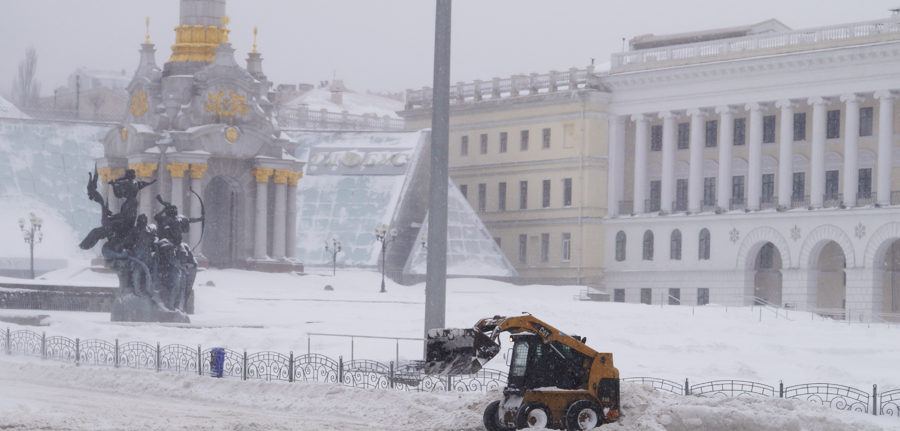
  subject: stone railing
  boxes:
[611,16,900,72]
[404,66,605,110]
[0,106,123,124]
[277,107,406,131]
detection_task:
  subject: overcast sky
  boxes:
[2,1,898,97]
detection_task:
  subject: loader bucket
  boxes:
[424,328,501,375]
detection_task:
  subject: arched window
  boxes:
[670,229,682,260]
[615,231,626,262]
[643,230,654,261]
[699,228,711,260]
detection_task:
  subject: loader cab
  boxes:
[506,334,588,393]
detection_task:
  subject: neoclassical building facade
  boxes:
[603,15,900,316]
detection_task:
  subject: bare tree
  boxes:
[11,46,41,109]
[89,92,106,117]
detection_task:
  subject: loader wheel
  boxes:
[515,402,553,429]
[483,400,512,431]
[565,400,602,430]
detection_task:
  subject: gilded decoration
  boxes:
[287,172,303,187]
[273,169,290,184]
[166,163,190,179]
[205,89,249,117]
[130,90,149,117]
[189,164,208,179]
[129,162,158,179]
[121,127,128,142]
[251,168,274,183]
[225,127,239,143]
[167,16,230,63]
[97,167,113,183]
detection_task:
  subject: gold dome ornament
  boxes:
[130,90,149,117]
[145,17,151,44]
[121,127,128,142]
[225,127,239,143]
[253,27,259,53]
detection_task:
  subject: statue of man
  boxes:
[154,196,203,311]
[79,169,155,251]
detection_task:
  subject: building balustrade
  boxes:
[700,199,717,213]
[672,200,688,213]
[823,193,843,208]
[277,106,405,131]
[760,196,777,210]
[729,198,746,211]
[892,191,900,206]
[618,200,634,215]
[645,199,661,213]
[791,195,811,209]
[856,191,876,206]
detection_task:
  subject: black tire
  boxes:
[565,400,603,431]
[483,400,507,431]
[515,402,554,429]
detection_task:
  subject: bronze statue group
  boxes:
[80,169,203,315]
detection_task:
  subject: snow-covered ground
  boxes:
[2,265,900,429]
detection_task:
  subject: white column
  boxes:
[252,168,273,260]
[286,173,299,260]
[716,106,734,209]
[746,102,763,210]
[875,90,896,205]
[809,97,827,208]
[687,108,705,212]
[272,170,288,260]
[841,94,861,207]
[607,115,626,216]
[660,111,676,213]
[776,100,795,208]
[189,164,207,256]
[632,114,648,213]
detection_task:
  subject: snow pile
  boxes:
[0,95,30,119]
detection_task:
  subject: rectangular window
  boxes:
[460,136,468,156]
[542,180,551,208]
[614,289,625,303]
[705,120,718,147]
[859,168,873,196]
[668,288,681,305]
[519,181,528,210]
[825,170,840,199]
[703,177,716,205]
[540,233,549,263]
[649,180,661,212]
[542,128,551,149]
[732,176,745,203]
[520,130,529,151]
[563,178,572,207]
[697,288,710,306]
[640,288,652,305]
[477,183,486,212]
[459,184,467,199]
[677,122,690,149]
[676,178,688,211]
[518,234,527,263]
[762,173,775,202]
[650,125,663,151]
[827,110,841,139]
[794,113,807,141]
[734,118,746,146]
[561,233,571,262]
[860,107,874,137]
[498,182,507,211]
[480,134,488,154]
[763,115,776,143]
[494,237,501,247]
[499,132,508,153]
[792,172,805,199]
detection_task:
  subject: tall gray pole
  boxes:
[424,0,451,338]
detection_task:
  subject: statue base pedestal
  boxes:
[110,293,191,323]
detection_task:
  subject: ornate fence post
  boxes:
[114,339,119,368]
[447,375,452,392]
[390,361,394,389]
[197,345,202,376]
[156,342,160,373]
[873,384,878,416]
[41,332,46,360]
[779,381,784,398]
[289,352,294,383]
[684,378,690,396]
[6,327,10,355]
[339,355,344,385]
[75,338,80,366]
[242,350,247,381]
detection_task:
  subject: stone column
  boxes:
[286,172,302,260]
[776,100,795,208]
[189,164,207,256]
[252,168,274,260]
[716,106,734,209]
[272,169,289,260]
[746,102,763,211]
[130,163,158,219]
[607,115,626,216]
[632,114,648,213]
[167,163,189,212]
[841,94,860,207]
[660,111,676,213]
[809,97,827,208]
[875,90,896,205]
[687,109,705,212]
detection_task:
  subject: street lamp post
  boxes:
[374,224,397,293]
[324,237,342,276]
[19,213,43,279]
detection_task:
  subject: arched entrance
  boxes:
[882,240,900,314]
[753,242,782,305]
[204,176,243,268]
[816,241,847,311]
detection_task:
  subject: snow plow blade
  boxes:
[424,328,501,375]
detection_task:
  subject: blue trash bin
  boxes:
[210,348,225,378]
